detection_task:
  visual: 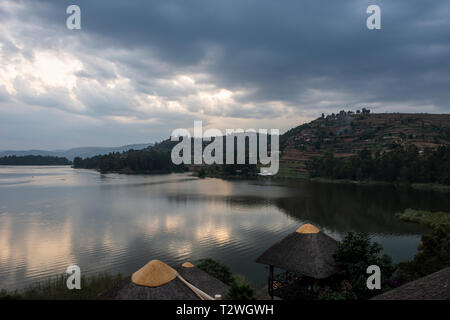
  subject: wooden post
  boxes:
[269,265,274,300]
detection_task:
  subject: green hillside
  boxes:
[279,110,450,178]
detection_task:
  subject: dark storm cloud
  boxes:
[0,0,449,149]
[31,0,450,114]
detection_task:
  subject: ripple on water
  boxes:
[0,167,446,290]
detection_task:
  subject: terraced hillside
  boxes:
[279,111,450,178]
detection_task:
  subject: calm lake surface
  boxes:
[1,166,449,290]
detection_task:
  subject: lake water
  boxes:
[1,166,448,291]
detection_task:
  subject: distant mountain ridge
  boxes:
[0,143,153,161]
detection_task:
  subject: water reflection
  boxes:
[0,166,448,290]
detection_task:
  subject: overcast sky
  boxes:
[0,0,449,149]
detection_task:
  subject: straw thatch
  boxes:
[182,262,195,268]
[99,261,229,300]
[296,224,319,234]
[371,267,450,300]
[131,259,176,287]
[256,224,338,279]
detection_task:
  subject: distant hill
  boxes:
[69,112,450,178]
[279,111,450,177]
[0,143,153,161]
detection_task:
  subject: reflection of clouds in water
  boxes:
[0,179,32,186]
[0,212,75,278]
[164,215,185,233]
[24,218,75,277]
[195,221,231,246]
[0,167,88,188]
[166,241,193,259]
[101,224,114,249]
[0,215,12,264]
[2,167,444,290]
[239,217,294,234]
[134,216,161,237]
[195,179,233,196]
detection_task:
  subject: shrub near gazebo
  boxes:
[332,232,395,300]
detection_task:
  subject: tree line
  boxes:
[0,155,71,165]
[307,145,450,185]
[72,148,185,173]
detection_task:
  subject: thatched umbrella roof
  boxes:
[99,260,229,300]
[371,267,450,300]
[256,224,338,279]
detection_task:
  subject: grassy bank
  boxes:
[411,183,450,193]
[0,272,123,300]
[298,176,450,193]
[274,164,309,179]
[308,177,393,186]
[395,208,450,228]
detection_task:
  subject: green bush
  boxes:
[397,225,450,283]
[197,168,206,178]
[333,232,395,299]
[225,275,255,300]
[317,280,357,300]
[318,289,355,300]
[196,258,234,285]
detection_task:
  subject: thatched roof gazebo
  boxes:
[100,260,229,300]
[256,224,338,299]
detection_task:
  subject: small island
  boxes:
[0,155,72,166]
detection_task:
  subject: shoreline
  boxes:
[305,177,450,193]
[202,173,450,193]
[73,167,450,193]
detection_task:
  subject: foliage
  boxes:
[225,275,255,300]
[73,148,185,173]
[318,280,357,300]
[333,232,395,299]
[411,183,450,193]
[307,145,450,185]
[396,209,450,228]
[196,258,256,300]
[197,168,206,178]
[72,134,263,177]
[196,258,234,285]
[0,155,71,166]
[397,226,450,283]
[0,272,122,300]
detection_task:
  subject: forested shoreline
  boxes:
[307,145,450,185]
[72,148,186,174]
[0,155,71,166]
